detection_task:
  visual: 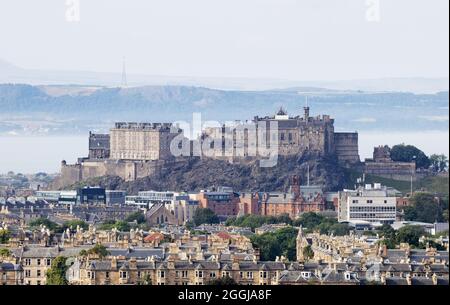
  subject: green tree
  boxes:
[98,220,130,232]
[81,244,110,258]
[226,214,293,231]
[396,225,426,247]
[0,229,10,244]
[390,144,430,169]
[28,218,60,231]
[429,154,449,173]
[293,212,325,230]
[125,211,146,224]
[251,233,281,261]
[0,248,11,257]
[302,245,314,262]
[404,193,444,223]
[61,220,89,232]
[380,224,396,239]
[46,256,68,285]
[193,208,220,226]
[206,275,237,285]
[140,273,152,285]
[251,227,298,261]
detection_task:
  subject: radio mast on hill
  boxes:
[121,56,128,88]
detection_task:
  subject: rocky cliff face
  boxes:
[67,153,351,194]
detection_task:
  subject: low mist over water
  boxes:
[0,132,448,174]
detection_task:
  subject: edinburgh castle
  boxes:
[57,106,360,187]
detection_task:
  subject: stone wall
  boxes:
[58,159,169,187]
[364,161,417,181]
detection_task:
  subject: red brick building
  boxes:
[260,176,325,219]
[197,191,239,217]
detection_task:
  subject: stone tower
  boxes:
[296,226,305,262]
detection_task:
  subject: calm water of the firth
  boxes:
[0,131,448,174]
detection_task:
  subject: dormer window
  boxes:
[120,271,128,279]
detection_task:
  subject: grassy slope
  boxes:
[345,169,449,196]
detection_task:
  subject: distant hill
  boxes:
[0,58,448,93]
[0,83,448,136]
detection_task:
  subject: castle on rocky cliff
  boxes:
[57,107,360,187]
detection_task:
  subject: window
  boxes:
[120,271,128,279]
[247,272,253,279]
[196,271,203,278]
[159,271,165,278]
[46,259,51,266]
[37,270,41,277]
[260,271,268,279]
[210,272,216,278]
[36,281,41,285]
[25,270,31,278]
[25,259,31,266]
[105,272,110,279]
[36,259,41,266]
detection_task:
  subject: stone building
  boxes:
[110,122,182,161]
[202,106,360,164]
[364,146,416,181]
[88,132,110,160]
[145,204,178,226]
[0,261,23,285]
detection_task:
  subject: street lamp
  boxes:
[410,155,417,196]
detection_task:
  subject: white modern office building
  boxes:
[338,183,397,224]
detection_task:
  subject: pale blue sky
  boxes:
[0,0,448,80]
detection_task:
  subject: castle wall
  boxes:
[364,161,417,181]
[60,159,170,187]
[334,132,360,164]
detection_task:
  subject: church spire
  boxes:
[304,96,310,121]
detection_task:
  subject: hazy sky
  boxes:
[0,0,448,80]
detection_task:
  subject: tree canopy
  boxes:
[225,214,292,231]
[396,225,426,247]
[125,211,146,224]
[28,218,60,231]
[192,208,220,226]
[206,275,238,285]
[293,212,350,236]
[46,256,69,285]
[390,144,430,169]
[80,244,109,258]
[0,229,10,244]
[404,192,446,223]
[0,248,11,257]
[251,227,298,261]
[98,220,131,232]
[429,154,449,173]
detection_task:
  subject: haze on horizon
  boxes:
[0,0,449,82]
